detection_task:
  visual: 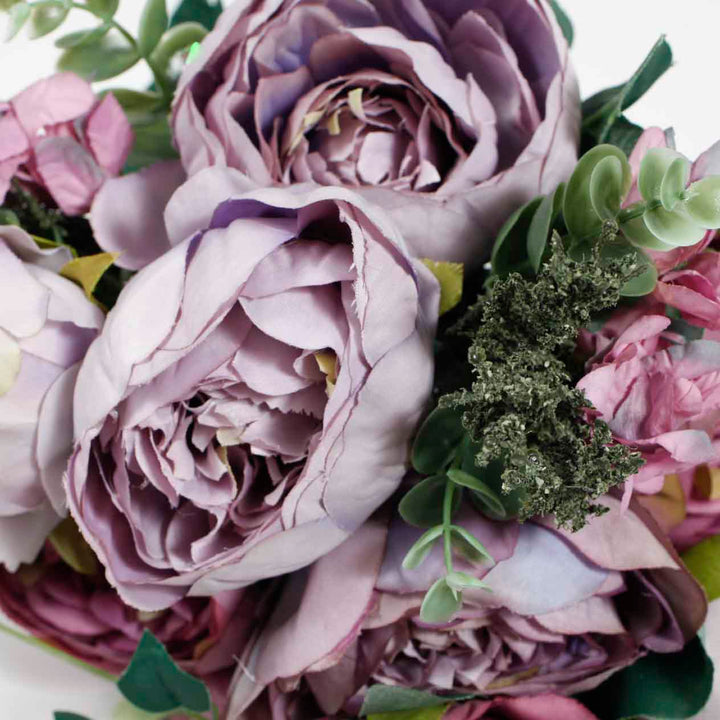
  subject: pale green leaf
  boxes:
[639,148,686,203]
[421,259,463,316]
[449,525,494,564]
[685,176,720,229]
[138,0,168,57]
[643,206,705,248]
[60,252,118,299]
[660,157,691,211]
[682,535,720,601]
[4,2,30,41]
[58,30,140,81]
[49,516,99,575]
[420,578,461,624]
[55,24,110,49]
[402,526,443,570]
[589,155,628,220]
[446,469,505,518]
[28,1,69,39]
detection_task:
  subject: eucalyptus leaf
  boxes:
[86,0,118,18]
[589,155,627,221]
[360,686,473,716]
[491,196,543,277]
[55,24,111,49]
[402,526,443,570]
[621,212,675,251]
[576,636,713,719]
[117,630,211,714]
[58,30,140,82]
[599,241,658,297]
[685,176,720,228]
[527,184,564,273]
[660,157,691,211]
[138,0,168,57]
[28,1,69,39]
[446,469,505,518]
[449,525,494,565]
[411,406,465,476]
[639,148,686,203]
[643,205,706,248]
[4,1,30,41]
[400,475,459,529]
[419,577,462,624]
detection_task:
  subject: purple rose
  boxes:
[227,497,705,718]
[0,73,133,216]
[67,181,439,611]
[0,537,269,710]
[443,696,600,720]
[169,0,579,266]
[0,226,103,570]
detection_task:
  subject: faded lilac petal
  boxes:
[67,182,438,610]
[0,227,102,571]
[0,73,132,215]
[229,499,705,716]
[172,0,580,266]
[90,161,187,270]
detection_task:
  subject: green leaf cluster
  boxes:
[444,236,644,531]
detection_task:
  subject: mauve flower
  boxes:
[578,316,720,496]
[167,0,579,266]
[443,695,599,720]
[0,226,103,571]
[0,538,268,709]
[0,73,133,215]
[67,181,439,611]
[227,497,705,718]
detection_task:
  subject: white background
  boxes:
[1,0,720,717]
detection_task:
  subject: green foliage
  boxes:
[682,535,720,601]
[4,1,30,40]
[491,197,542,277]
[582,37,673,150]
[547,0,573,46]
[54,714,93,720]
[411,407,465,475]
[168,0,221,31]
[57,30,140,81]
[369,708,447,720]
[117,630,211,715]
[444,237,644,531]
[360,686,473,716]
[28,0,70,38]
[138,0,168,57]
[577,636,713,719]
[420,577,462,624]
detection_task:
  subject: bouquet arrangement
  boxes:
[1,1,720,718]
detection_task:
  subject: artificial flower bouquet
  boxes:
[1,0,720,718]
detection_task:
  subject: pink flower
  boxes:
[444,696,599,720]
[67,180,439,611]
[228,498,705,718]
[0,225,103,571]
[167,0,579,267]
[0,73,133,215]
[0,539,268,710]
[578,316,720,495]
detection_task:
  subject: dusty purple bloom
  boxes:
[67,181,439,611]
[169,0,580,266]
[0,226,103,570]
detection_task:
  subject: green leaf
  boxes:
[402,526,443,570]
[138,0,168,57]
[117,630,211,714]
[55,714,93,720]
[491,197,542,276]
[445,570,490,592]
[4,2,30,41]
[602,115,644,156]
[661,157,691,212]
[419,577,462,624]
[547,0,573,46]
[682,535,720,601]
[564,145,631,240]
[685,176,720,229]
[60,252,118,299]
[58,30,140,82]
[449,525,494,565]
[598,242,658,297]
[527,184,564,273]
[400,474,460,529]
[86,0,118,18]
[360,686,473,716]
[411,406,465,476]
[124,113,178,173]
[49,516,99,575]
[168,0,222,31]
[589,155,629,221]
[446,468,506,518]
[0,209,20,226]
[28,1,69,38]
[576,636,713,719]
[150,21,207,71]
[643,205,705,248]
[582,37,673,144]
[112,699,166,720]
[55,24,111,49]
[369,707,448,720]
[421,259,464,316]
[639,148,686,203]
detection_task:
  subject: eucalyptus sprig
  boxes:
[2,0,207,107]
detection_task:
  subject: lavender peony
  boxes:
[228,498,705,718]
[67,181,438,611]
[169,0,580,266]
[0,226,103,571]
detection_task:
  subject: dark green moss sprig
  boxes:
[441,235,644,531]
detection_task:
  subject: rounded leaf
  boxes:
[589,155,626,220]
[55,23,110,49]
[4,1,30,41]
[622,212,675,251]
[639,147,687,202]
[28,1,69,39]
[660,156,691,211]
[58,30,140,82]
[420,577,462,624]
[603,242,658,297]
[564,145,632,240]
[86,0,118,18]
[685,176,720,229]
[411,406,465,475]
[643,205,706,248]
[402,526,443,570]
[399,474,461,528]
